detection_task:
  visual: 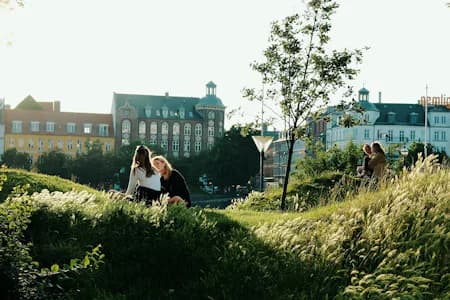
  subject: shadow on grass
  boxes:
[27,203,347,300]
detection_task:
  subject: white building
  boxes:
[325,88,450,154]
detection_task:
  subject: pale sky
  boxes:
[1,0,449,130]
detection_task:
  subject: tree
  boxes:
[1,148,32,170]
[36,150,71,178]
[245,0,363,209]
[204,125,260,190]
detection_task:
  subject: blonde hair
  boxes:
[131,145,155,177]
[152,155,173,177]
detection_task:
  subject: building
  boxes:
[271,132,306,185]
[111,81,225,158]
[323,88,450,154]
[3,95,114,163]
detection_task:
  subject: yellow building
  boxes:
[4,96,114,163]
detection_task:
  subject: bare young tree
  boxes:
[244,0,364,210]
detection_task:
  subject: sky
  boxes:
[1,0,449,130]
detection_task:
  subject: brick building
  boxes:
[111,81,225,158]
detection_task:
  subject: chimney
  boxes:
[165,92,169,97]
[53,101,61,112]
[378,92,382,104]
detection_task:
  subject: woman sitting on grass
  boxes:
[151,155,191,207]
[368,141,387,179]
[125,145,161,203]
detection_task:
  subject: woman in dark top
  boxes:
[151,155,191,207]
[357,143,373,178]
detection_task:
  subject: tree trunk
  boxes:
[280,135,296,210]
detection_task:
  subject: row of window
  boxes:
[122,120,217,142]
[11,121,109,136]
[363,129,447,142]
[8,138,112,152]
[434,115,447,124]
[142,106,216,120]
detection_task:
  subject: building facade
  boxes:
[323,88,450,154]
[111,81,225,158]
[3,96,114,163]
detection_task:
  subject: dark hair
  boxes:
[371,141,385,156]
[131,145,155,177]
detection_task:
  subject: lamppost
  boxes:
[252,136,273,192]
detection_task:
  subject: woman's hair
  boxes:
[151,155,173,177]
[131,145,155,177]
[371,141,385,156]
[362,143,371,155]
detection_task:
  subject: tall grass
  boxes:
[1,156,448,299]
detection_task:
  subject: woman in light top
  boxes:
[126,145,161,203]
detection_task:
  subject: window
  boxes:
[67,123,76,134]
[387,130,393,142]
[149,136,157,145]
[207,142,214,150]
[48,139,54,150]
[442,116,447,124]
[9,137,14,147]
[399,131,405,142]
[99,124,109,136]
[38,139,44,152]
[195,124,202,136]
[410,130,416,141]
[150,122,157,134]
[183,140,190,152]
[364,129,370,139]
[161,139,168,151]
[434,116,440,124]
[409,113,418,124]
[434,131,439,141]
[46,122,55,133]
[195,141,201,152]
[189,112,193,118]
[83,123,92,134]
[105,143,111,152]
[184,123,191,136]
[145,106,152,117]
[441,131,446,141]
[12,121,22,133]
[179,108,185,119]
[162,122,169,135]
[18,138,24,148]
[156,110,161,117]
[172,140,179,152]
[67,140,73,151]
[28,138,34,149]
[173,123,180,135]
[139,121,146,140]
[387,112,396,123]
[162,106,168,118]
[208,127,214,137]
[57,140,63,149]
[77,140,82,153]
[364,114,369,123]
[208,111,215,119]
[30,121,40,132]
[121,120,131,145]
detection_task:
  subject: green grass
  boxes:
[0,168,99,202]
[1,157,449,299]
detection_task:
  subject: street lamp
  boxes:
[252,136,273,192]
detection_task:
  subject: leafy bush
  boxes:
[228,171,350,211]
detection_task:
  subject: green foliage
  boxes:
[0,168,97,202]
[2,156,448,299]
[228,171,347,211]
[36,150,71,179]
[1,148,32,171]
[296,141,361,178]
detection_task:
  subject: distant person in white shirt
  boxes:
[125,145,161,203]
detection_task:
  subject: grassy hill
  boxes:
[0,158,449,299]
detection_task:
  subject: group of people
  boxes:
[124,145,191,207]
[357,141,387,179]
